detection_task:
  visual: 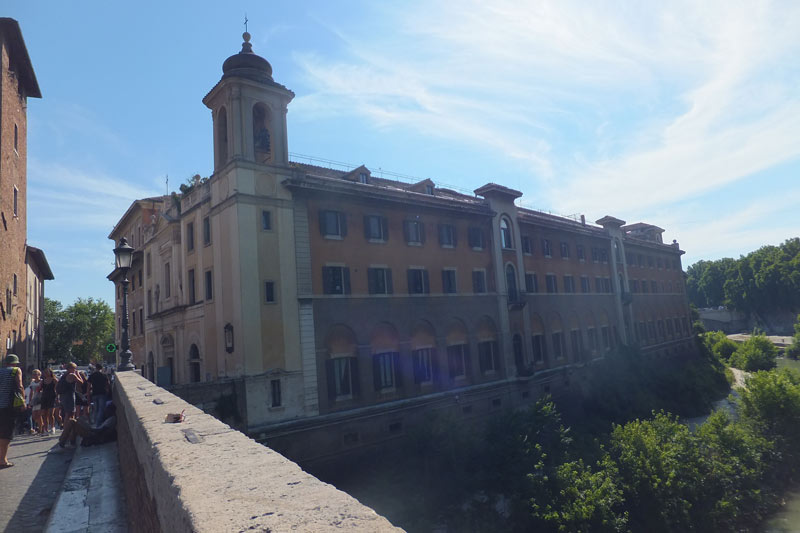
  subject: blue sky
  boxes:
[7,0,800,306]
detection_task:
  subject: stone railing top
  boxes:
[115,372,402,532]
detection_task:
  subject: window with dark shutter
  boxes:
[472,271,486,293]
[320,210,346,237]
[468,227,484,249]
[522,236,532,254]
[438,224,456,247]
[442,269,457,293]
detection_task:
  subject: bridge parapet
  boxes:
[113,371,402,532]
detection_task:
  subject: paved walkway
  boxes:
[0,431,75,532]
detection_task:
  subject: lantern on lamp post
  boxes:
[113,237,135,371]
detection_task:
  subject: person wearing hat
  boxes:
[0,354,25,468]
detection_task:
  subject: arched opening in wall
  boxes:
[147,351,154,383]
[370,322,400,392]
[253,102,272,163]
[325,324,359,402]
[476,316,499,375]
[500,218,513,249]
[216,107,228,167]
[410,320,436,385]
[189,344,201,383]
[160,335,175,387]
[531,312,546,366]
[505,264,518,301]
[445,319,470,382]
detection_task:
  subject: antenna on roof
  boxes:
[165,174,169,195]
[244,13,248,33]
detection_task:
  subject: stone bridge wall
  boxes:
[114,371,402,533]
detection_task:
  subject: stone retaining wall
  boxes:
[114,371,402,533]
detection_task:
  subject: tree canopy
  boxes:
[686,238,800,314]
[43,297,114,365]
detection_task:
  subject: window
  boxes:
[205,270,213,300]
[447,344,468,379]
[425,184,434,195]
[577,245,585,261]
[264,281,276,302]
[570,329,582,359]
[500,219,513,249]
[641,280,648,293]
[139,309,143,336]
[601,326,610,351]
[506,264,518,300]
[261,210,271,230]
[525,273,538,293]
[600,249,608,263]
[472,270,487,293]
[664,258,671,270]
[187,222,195,252]
[367,267,393,295]
[12,274,17,295]
[605,278,613,293]
[588,328,598,351]
[657,257,663,269]
[552,332,565,359]
[647,256,654,268]
[442,269,457,294]
[132,311,136,336]
[438,224,457,247]
[147,290,152,315]
[674,259,681,270]
[651,280,658,293]
[407,268,430,294]
[138,269,143,288]
[358,172,368,184]
[580,276,590,293]
[165,263,171,298]
[403,219,425,245]
[13,187,18,217]
[545,274,558,293]
[320,210,346,238]
[203,217,211,245]
[327,357,357,400]
[522,236,532,254]
[413,348,433,384]
[542,238,552,257]
[658,320,666,339]
[188,269,196,304]
[637,254,644,267]
[322,266,350,295]
[14,124,18,152]
[270,379,282,407]
[373,352,399,390]
[146,252,151,277]
[478,341,498,373]
[563,275,575,293]
[631,279,639,293]
[468,227,484,249]
[364,215,388,241]
[626,253,634,266]
[532,334,546,363]
[591,247,600,263]
[560,241,570,258]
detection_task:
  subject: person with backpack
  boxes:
[0,354,25,468]
[57,362,84,423]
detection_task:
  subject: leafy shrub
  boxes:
[729,335,777,371]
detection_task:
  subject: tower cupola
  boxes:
[222,32,274,83]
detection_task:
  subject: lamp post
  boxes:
[114,237,135,371]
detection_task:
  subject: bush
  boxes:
[729,335,778,371]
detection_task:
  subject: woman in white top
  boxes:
[26,369,42,434]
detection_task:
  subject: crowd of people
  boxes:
[0,354,118,469]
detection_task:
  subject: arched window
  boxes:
[505,264,517,300]
[189,344,201,383]
[253,103,271,163]
[216,107,228,167]
[500,218,513,249]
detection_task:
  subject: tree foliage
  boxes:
[42,297,114,365]
[686,238,800,314]
[729,334,778,372]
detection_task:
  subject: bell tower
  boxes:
[203,32,294,170]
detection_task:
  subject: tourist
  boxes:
[26,369,43,434]
[88,363,110,427]
[59,404,116,448]
[39,368,58,435]
[0,354,25,468]
[75,370,89,418]
[56,362,83,423]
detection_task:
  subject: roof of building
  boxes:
[0,18,41,98]
[26,246,54,280]
[108,196,168,240]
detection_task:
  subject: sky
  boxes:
[6,0,800,306]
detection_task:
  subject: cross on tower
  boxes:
[244,14,248,33]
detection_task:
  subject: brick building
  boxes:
[110,33,693,461]
[0,19,53,372]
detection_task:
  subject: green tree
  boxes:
[785,314,800,359]
[43,298,72,364]
[729,335,778,371]
[65,298,114,365]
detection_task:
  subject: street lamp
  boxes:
[114,237,135,371]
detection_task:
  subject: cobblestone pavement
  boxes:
[0,431,75,532]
